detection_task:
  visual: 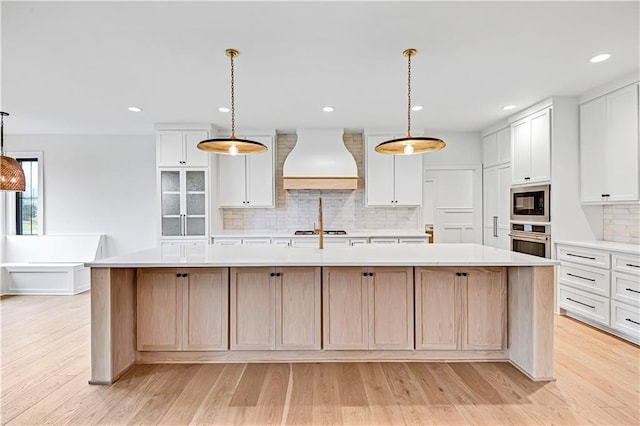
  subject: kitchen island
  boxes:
[87,243,557,384]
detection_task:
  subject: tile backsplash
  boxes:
[603,204,639,244]
[222,133,421,232]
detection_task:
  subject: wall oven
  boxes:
[511,184,550,222]
[510,223,551,258]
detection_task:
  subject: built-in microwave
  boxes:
[510,184,550,223]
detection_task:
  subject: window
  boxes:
[16,158,39,235]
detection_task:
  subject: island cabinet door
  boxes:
[415,268,460,350]
[368,267,414,349]
[137,269,183,351]
[461,267,507,350]
[322,267,369,350]
[230,267,276,350]
[182,268,229,351]
[275,267,321,350]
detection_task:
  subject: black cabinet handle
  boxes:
[626,263,640,268]
[567,253,596,261]
[625,318,640,326]
[455,272,461,277]
[270,272,275,277]
[566,297,595,309]
[363,272,368,277]
[369,272,374,277]
[276,272,281,277]
[567,273,595,282]
[463,272,468,277]
[625,288,640,294]
[524,177,530,180]
[176,273,180,277]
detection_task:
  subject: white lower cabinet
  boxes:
[557,243,639,343]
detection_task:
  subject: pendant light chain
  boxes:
[196,49,268,155]
[230,52,236,139]
[407,52,412,137]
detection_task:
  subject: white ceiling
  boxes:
[2,1,639,135]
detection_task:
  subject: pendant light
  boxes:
[197,49,267,155]
[375,49,446,155]
[0,112,26,192]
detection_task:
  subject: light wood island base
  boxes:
[90,263,556,385]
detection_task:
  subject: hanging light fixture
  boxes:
[375,49,446,155]
[0,112,26,192]
[197,49,267,155]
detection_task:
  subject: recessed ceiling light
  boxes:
[502,105,516,111]
[322,106,334,112]
[411,105,423,111]
[127,106,142,112]
[218,107,230,113]
[589,53,611,63]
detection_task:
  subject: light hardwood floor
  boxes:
[1,292,638,425]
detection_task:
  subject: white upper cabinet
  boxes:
[511,108,551,185]
[159,168,208,241]
[218,135,275,208]
[157,130,209,167]
[482,127,510,168]
[365,135,422,206]
[580,83,639,203]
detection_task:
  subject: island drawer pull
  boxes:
[566,273,595,282]
[566,297,595,309]
[566,253,596,260]
[626,263,640,268]
[625,288,640,294]
[625,318,640,326]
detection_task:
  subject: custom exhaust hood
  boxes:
[282,129,358,190]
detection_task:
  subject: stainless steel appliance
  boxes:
[510,184,550,222]
[510,223,551,258]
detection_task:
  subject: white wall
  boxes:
[550,97,603,247]
[423,131,483,167]
[4,134,157,257]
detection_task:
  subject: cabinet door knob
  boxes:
[362,272,368,277]
[369,272,374,277]
[270,272,275,277]
[176,273,181,278]
[276,272,281,277]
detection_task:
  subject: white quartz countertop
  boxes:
[555,240,640,255]
[211,230,429,239]
[87,243,557,268]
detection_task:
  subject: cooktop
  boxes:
[294,230,347,235]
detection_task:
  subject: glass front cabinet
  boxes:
[159,168,209,243]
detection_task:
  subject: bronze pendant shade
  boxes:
[0,112,26,192]
[197,49,267,155]
[375,49,446,155]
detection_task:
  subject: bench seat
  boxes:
[1,235,105,295]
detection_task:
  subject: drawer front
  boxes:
[557,246,609,269]
[559,285,610,326]
[558,263,610,297]
[610,301,640,340]
[612,272,640,307]
[612,252,640,276]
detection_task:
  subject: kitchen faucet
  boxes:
[313,197,324,249]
